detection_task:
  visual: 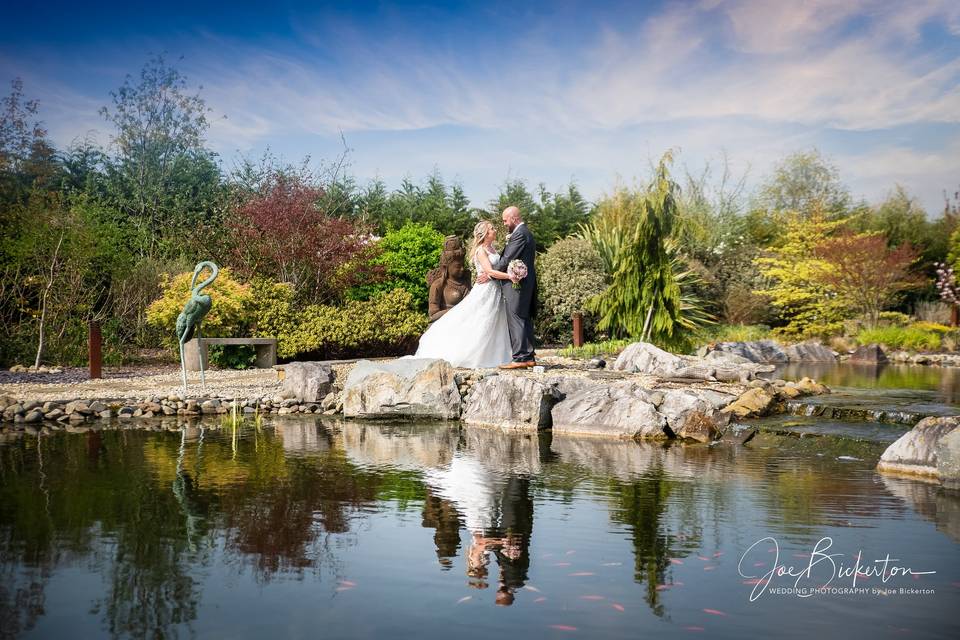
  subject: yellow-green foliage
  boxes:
[249,278,298,356]
[283,289,428,358]
[909,321,952,335]
[754,213,848,338]
[146,268,254,349]
[857,325,944,351]
[695,324,772,346]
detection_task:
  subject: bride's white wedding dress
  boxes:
[412,248,512,369]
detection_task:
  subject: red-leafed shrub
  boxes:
[812,231,921,327]
[227,174,383,303]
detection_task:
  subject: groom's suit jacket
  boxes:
[493,223,537,319]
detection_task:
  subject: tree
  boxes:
[100,56,220,256]
[754,211,849,337]
[583,152,708,344]
[0,78,59,204]
[812,231,921,327]
[757,149,851,218]
[227,172,382,304]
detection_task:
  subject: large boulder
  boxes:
[550,381,668,439]
[784,341,836,362]
[699,340,788,364]
[849,344,888,365]
[877,416,960,479]
[611,342,684,375]
[282,362,334,403]
[936,429,960,489]
[462,374,565,431]
[342,358,461,420]
[658,388,736,442]
[936,429,960,488]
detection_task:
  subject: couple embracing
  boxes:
[414,206,537,369]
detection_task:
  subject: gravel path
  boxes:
[0,367,282,402]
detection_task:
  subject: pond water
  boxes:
[2,415,958,639]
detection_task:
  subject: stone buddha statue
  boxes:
[427,236,472,322]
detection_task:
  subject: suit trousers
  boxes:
[505,303,536,362]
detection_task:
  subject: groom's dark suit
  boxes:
[493,222,537,362]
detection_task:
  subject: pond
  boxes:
[1,415,958,639]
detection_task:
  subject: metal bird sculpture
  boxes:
[177,261,219,393]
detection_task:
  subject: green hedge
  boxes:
[252,284,427,359]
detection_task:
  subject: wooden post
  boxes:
[952,305,959,328]
[572,313,584,348]
[89,321,102,379]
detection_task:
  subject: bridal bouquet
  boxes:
[507,259,527,290]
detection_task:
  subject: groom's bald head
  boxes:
[502,206,522,232]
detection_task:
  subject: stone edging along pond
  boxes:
[1,342,832,445]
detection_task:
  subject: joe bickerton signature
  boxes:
[738,537,937,601]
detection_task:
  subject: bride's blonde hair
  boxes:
[468,220,494,263]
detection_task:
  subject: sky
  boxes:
[2,0,959,214]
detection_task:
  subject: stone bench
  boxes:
[183,337,277,371]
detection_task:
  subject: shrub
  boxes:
[536,238,607,345]
[146,267,254,350]
[227,172,383,303]
[878,311,911,327]
[695,324,772,346]
[856,326,941,351]
[249,279,428,359]
[284,289,428,359]
[348,222,444,310]
[208,344,256,369]
[249,278,298,356]
[909,321,952,334]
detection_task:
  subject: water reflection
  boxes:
[0,419,958,638]
[774,362,960,405]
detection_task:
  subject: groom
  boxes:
[479,206,537,369]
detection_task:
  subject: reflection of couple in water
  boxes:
[424,452,534,606]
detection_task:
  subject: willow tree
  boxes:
[582,152,706,344]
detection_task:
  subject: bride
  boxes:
[412,221,513,368]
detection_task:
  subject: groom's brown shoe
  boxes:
[499,360,536,370]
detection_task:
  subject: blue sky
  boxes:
[2,0,959,214]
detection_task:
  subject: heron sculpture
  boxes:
[177,261,219,393]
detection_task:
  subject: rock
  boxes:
[463,374,564,431]
[0,395,16,410]
[282,363,335,403]
[779,384,803,399]
[784,340,836,362]
[200,399,220,411]
[23,410,43,423]
[277,407,294,415]
[721,387,775,418]
[64,401,91,415]
[98,409,112,419]
[588,358,606,369]
[700,340,788,364]
[935,428,960,488]
[3,404,23,420]
[22,400,41,412]
[343,358,461,420]
[658,389,736,442]
[88,401,107,413]
[793,377,829,395]
[44,408,64,419]
[611,342,684,375]
[878,416,960,479]
[849,344,888,364]
[550,381,666,439]
[141,401,162,413]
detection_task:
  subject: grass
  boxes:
[558,339,633,359]
[856,325,948,351]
